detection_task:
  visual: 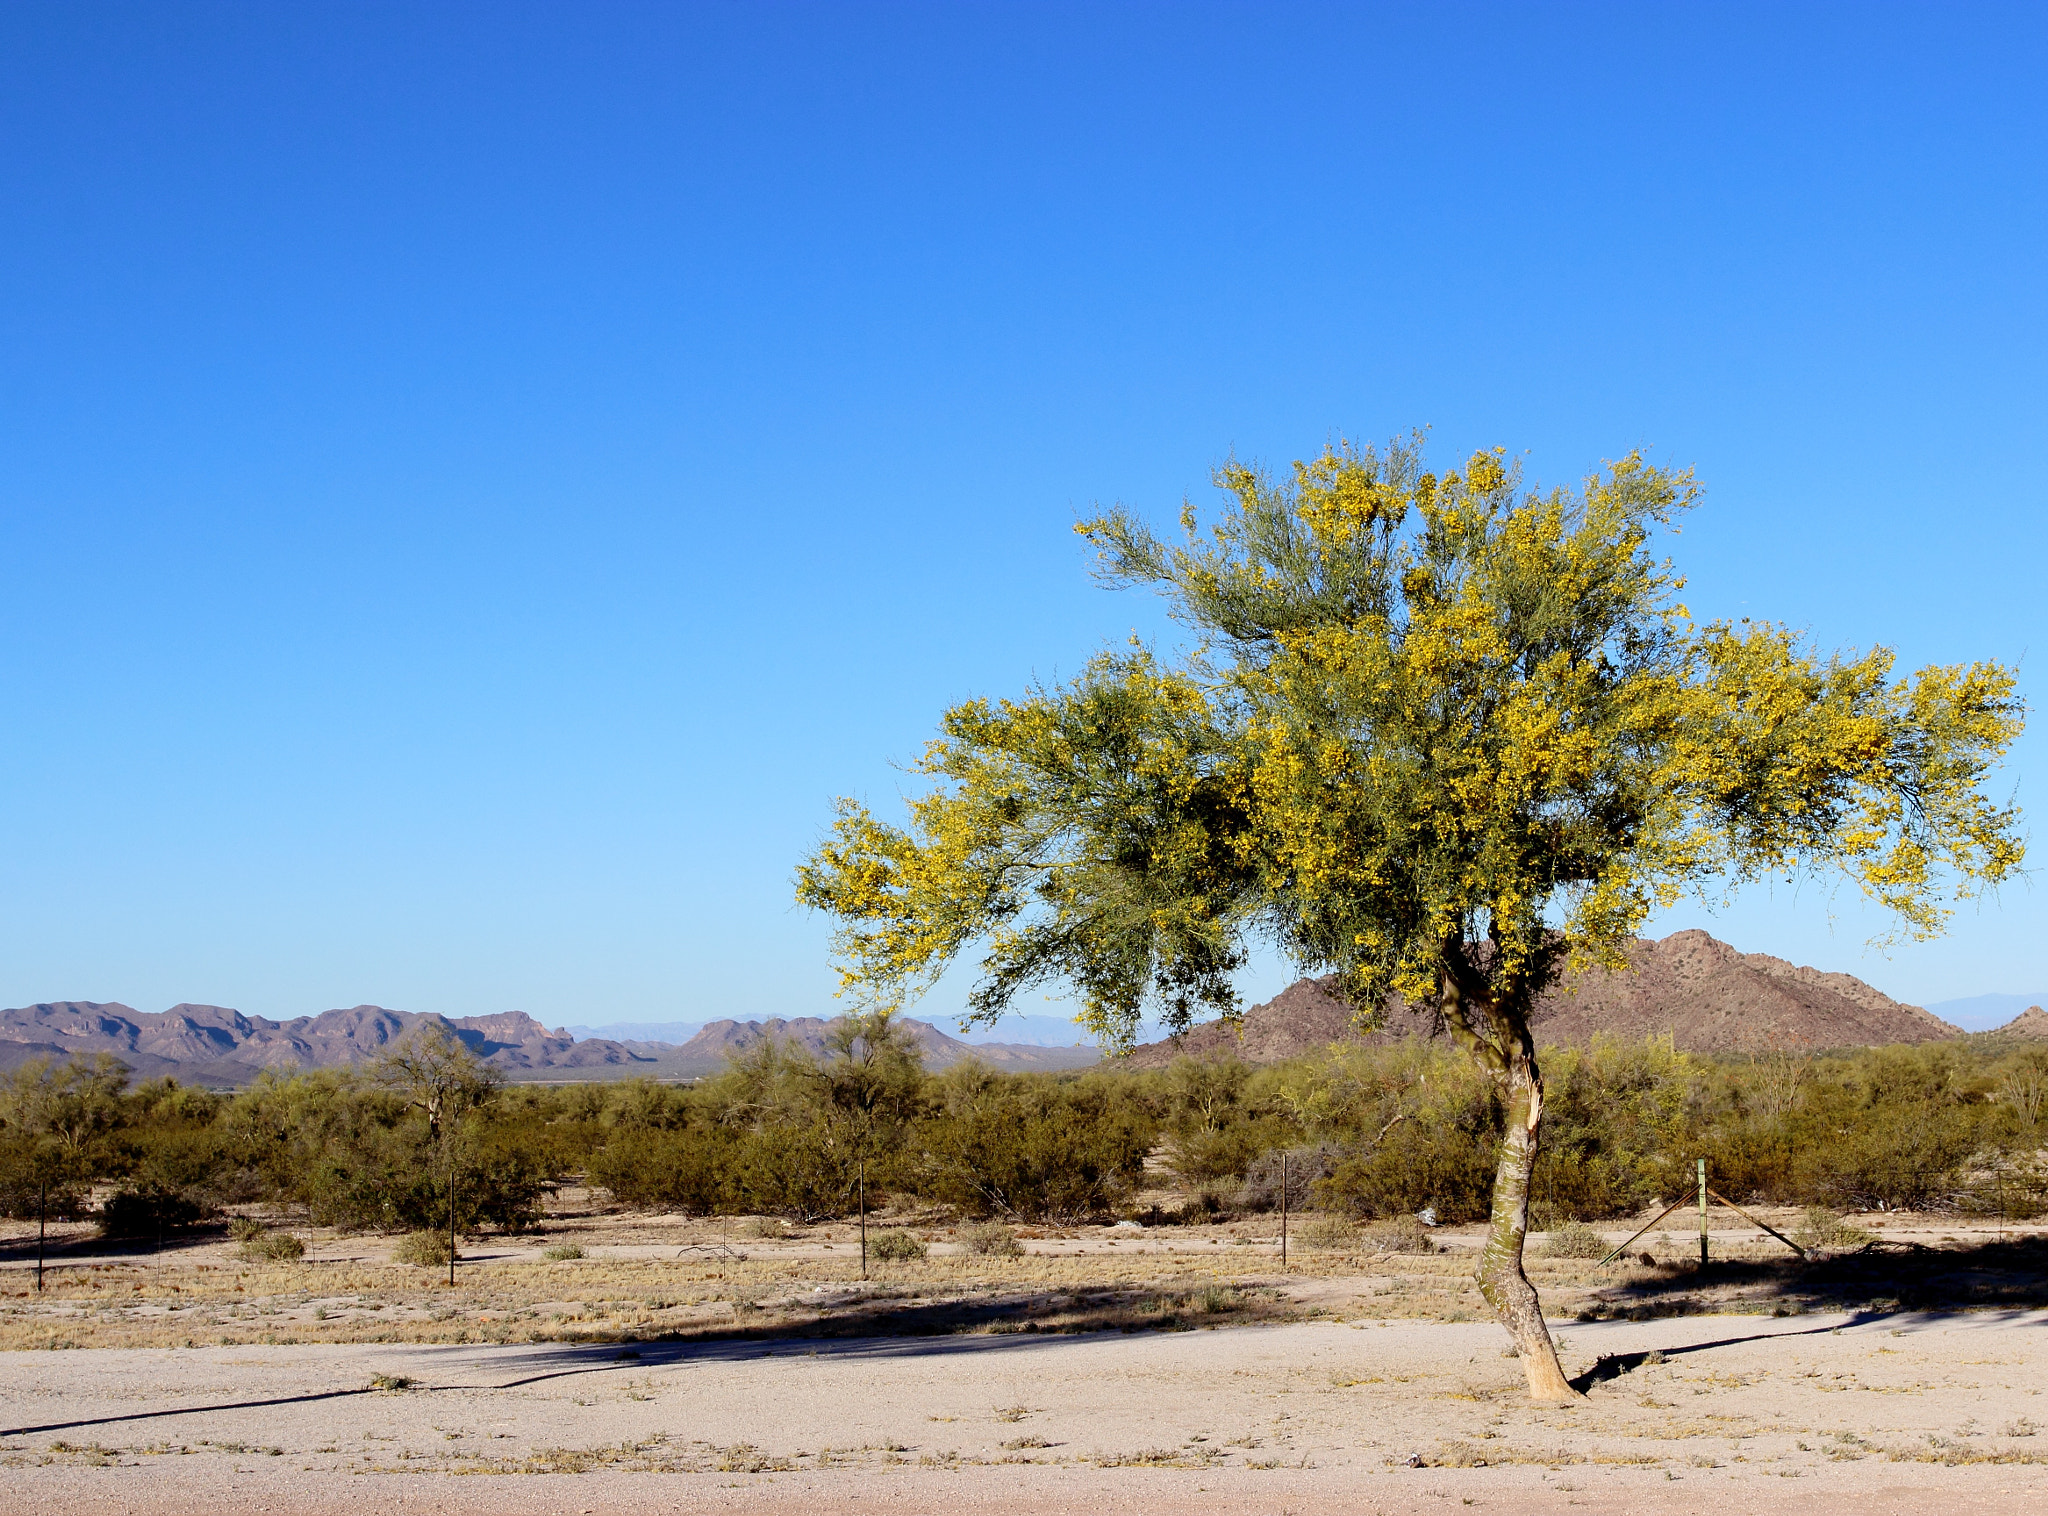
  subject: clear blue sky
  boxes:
[2,2,2041,1033]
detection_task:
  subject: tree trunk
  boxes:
[1475,1045,1581,1401]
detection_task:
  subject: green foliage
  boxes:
[99,1184,211,1238]
[868,1227,927,1261]
[587,1123,736,1214]
[541,1243,585,1261]
[913,1064,1153,1219]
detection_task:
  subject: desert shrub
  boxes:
[393,1230,457,1266]
[742,1214,789,1239]
[541,1243,585,1260]
[1320,1112,1497,1223]
[1171,1188,1236,1224]
[98,1184,211,1237]
[1238,1142,1343,1212]
[914,1067,1153,1220]
[588,1123,738,1214]
[962,1221,1023,1256]
[0,1171,91,1221]
[1792,1206,1874,1253]
[1541,1220,1610,1259]
[868,1227,927,1261]
[1295,1214,1357,1250]
[240,1229,306,1261]
[1359,1215,1437,1254]
[726,1119,862,1221]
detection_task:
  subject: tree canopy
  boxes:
[796,436,2024,1397]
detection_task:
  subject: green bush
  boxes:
[914,1067,1153,1220]
[868,1228,927,1261]
[588,1124,737,1214]
[541,1243,585,1261]
[393,1230,457,1266]
[98,1184,211,1238]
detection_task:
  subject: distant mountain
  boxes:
[0,1001,657,1083]
[1117,930,1961,1069]
[646,1016,1100,1077]
[564,1021,706,1045]
[565,1011,1108,1050]
[0,1001,1099,1084]
[1925,993,2048,1033]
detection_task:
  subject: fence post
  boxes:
[1697,1157,1709,1268]
[1279,1150,1289,1269]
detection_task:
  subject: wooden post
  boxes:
[859,1156,868,1281]
[448,1144,459,1288]
[1697,1158,1708,1268]
[36,1179,47,1293]
[1279,1150,1289,1269]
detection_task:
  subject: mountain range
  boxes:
[0,1001,1097,1084]
[5,931,2038,1085]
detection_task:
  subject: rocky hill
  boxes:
[1987,1006,2048,1041]
[1118,929,1963,1068]
[0,1000,1098,1084]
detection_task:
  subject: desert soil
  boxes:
[4,1200,2046,1511]
[2,1311,2046,1513]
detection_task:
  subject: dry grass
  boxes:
[2,1196,2041,1353]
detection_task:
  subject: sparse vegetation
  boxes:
[1361,1215,1438,1254]
[1295,1214,1357,1250]
[240,1228,307,1261]
[868,1228,927,1261]
[963,1222,1023,1256]
[1541,1220,1609,1259]
[1793,1206,1876,1254]
[542,1243,585,1260]
[3,1028,2046,1261]
[393,1230,457,1267]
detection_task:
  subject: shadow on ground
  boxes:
[1576,1235,2048,1322]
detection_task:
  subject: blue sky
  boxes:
[1,2,2041,1035]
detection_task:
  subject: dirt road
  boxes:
[4,1308,2044,1513]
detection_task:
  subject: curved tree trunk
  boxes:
[1475,1043,1581,1401]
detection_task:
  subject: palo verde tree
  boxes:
[375,1023,502,1285]
[796,437,2024,1400]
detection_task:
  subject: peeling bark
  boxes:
[1433,956,1581,1401]
[1475,1042,1581,1401]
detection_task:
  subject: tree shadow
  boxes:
[0,1222,226,1267]
[1575,1234,2048,1323]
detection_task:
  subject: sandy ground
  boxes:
[3,1308,2045,1514]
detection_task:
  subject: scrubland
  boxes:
[5,1034,2047,1510]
